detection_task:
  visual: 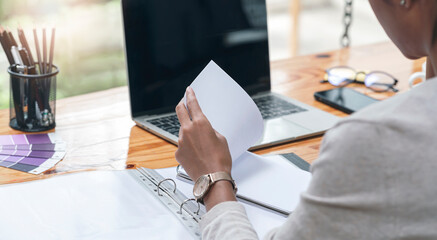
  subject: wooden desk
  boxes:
[0,42,424,185]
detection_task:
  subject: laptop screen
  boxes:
[122,0,271,117]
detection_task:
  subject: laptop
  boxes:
[121,0,339,150]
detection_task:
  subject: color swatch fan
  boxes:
[0,133,66,174]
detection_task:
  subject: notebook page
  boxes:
[184,61,264,161]
[232,152,311,213]
[0,171,191,240]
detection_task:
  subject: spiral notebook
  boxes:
[0,168,204,240]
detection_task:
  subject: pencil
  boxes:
[2,27,24,127]
[0,28,14,64]
[43,27,56,112]
[1,27,15,62]
[42,28,47,74]
[18,27,36,70]
[19,47,37,121]
[33,28,44,75]
[17,27,43,112]
[33,28,47,112]
[7,28,17,47]
[48,28,55,74]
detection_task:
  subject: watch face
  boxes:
[193,175,210,199]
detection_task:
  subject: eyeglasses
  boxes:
[322,66,399,92]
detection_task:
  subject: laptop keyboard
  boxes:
[146,95,306,137]
[253,95,306,120]
[147,115,181,137]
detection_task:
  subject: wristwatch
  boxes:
[193,172,237,203]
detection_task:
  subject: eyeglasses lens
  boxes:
[365,72,395,92]
[327,68,356,87]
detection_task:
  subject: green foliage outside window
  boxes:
[0,0,127,109]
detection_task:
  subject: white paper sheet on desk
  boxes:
[0,171,191,240]
[183,61,264,161]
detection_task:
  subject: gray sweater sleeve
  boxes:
[200,201,259,239]
[200,120,395,240]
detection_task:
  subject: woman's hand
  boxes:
[175,87,236,210]
[175,87,232,181]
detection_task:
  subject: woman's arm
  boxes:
[175,87,237,210]
[175,87,259,239]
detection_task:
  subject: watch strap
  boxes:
[209,172,237,194]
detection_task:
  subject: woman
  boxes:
[175,0,437,239]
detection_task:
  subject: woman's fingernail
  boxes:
[186,86,191,92]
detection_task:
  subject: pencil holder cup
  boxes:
[8,64,58,132]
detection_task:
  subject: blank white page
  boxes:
[0,171,192,240]
[232,152,312,213]
[184,61,264,161]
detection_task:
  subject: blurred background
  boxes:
[0,0,389,109]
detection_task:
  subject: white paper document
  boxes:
[0,167,291,240]
[184,61,264,161]
[0,171,192,240]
